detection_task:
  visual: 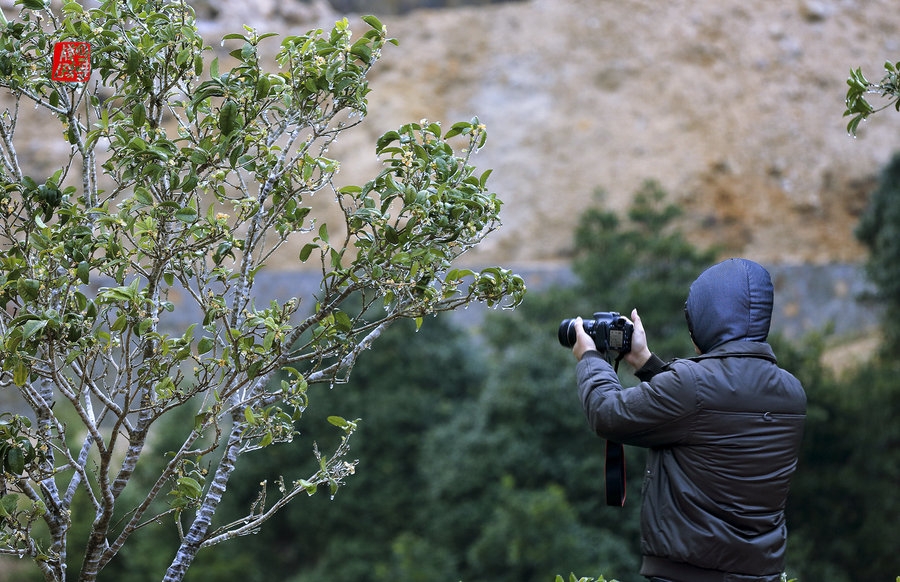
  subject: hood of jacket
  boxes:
[684,258,774,353]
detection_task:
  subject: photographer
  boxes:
[571,258,806,582]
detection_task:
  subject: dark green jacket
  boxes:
[578,343,805,581]
[577,259,806,581]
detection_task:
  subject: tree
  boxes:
[774,333,900,582]
[202,316,487,582]
[854,152,900,353]
[0,2,524,581]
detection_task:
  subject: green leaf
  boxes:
[17,0,46,10]
[132,103,146,127]
[375,130,400,153]
[134,187,153,205]
[327,415,348,428]
[444,121,470,140]
[197,336,214,354]
[127,136,148,151]
[77,261,90,284]
[299,243,318,262]
[177,476,203,498]
[0,494,18,517]
[479,168,493,189]
[175,206,198,223]
[21,319,46,341]
[333,310,352,332]
[218,99,238,135]
[137,318,153,336]
[297,478,317,495]
[361,14,384,31]
[110,313,127,332]
[16,278,40,302]
[12,360,28,387]
[193,412,211,431]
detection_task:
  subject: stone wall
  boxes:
[135,262,879,340]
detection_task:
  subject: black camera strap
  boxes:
[605,355,627,507]
[605,440,626,506]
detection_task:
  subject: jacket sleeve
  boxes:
[576,351,697,448]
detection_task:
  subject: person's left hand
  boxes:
[571,317,598,361]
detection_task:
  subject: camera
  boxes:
[558,312,633,354]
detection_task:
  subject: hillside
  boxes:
[351,0,898,266]
[252,0,897,267]
[3,0,899,268]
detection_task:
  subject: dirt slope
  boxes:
[4,0,899,267]
[344,0,899,266]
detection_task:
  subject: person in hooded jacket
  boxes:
[571,258,806,582]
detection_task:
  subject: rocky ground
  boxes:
[353,0,899,267]
[218,0,898,269]
[1,0,895,350]
[4,0,898,267]
[211,0,900,267]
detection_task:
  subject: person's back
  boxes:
[573,258,807,582]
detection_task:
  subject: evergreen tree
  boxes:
[855,151,900,352]
[776,334,900,582]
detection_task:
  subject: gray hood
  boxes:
[684,258,774,353]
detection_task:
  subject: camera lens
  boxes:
[558,319,577,348]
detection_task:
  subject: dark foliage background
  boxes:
[14,181,899,582]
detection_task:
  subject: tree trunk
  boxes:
[161,420,243,582]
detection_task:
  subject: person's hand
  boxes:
[571,317,598,361]
[623,308,652,369]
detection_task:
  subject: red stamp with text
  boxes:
[51,42,91,82]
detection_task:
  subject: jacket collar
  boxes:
[688,340,777,364]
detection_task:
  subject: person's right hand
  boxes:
[623,308,652,370]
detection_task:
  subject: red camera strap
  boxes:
[605,440,626,506]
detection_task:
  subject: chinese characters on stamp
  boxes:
[51,41,91,82]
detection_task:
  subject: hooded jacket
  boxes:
[576,259,806,582]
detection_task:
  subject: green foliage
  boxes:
[0,1,522,580]
[157,315,486,582]
[772,322,900,582]
[855,152,900,352]
[844,61,900,135]
[783,345,900,582]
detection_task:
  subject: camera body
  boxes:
[558,312,633,354]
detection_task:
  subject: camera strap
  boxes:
[605,355,627,507]
[605,440,626,506]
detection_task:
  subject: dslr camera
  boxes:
[558,312,633,354]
